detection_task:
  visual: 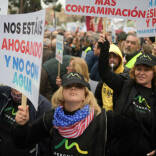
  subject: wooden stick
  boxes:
[103,17,107,34]
[58,62,60,77]
[22,94,27,108]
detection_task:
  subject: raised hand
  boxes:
[98,33,110,54]
[98,34,106,43]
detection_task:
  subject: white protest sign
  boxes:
[0,10,45,110]
[65,0,149,20]
[66,22,78,32]
[66,22,87,32]
[56,35,64,64]
[65,0,156,37]
[0,0,8,15]
[136,1,156,37]
[136,21,156,37]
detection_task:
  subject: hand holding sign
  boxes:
[15,105,29,125]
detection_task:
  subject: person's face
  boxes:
[79,32,85,37]
[66,60,73,73]
[72,38,77,45]
[93,42,100,56]
[109,53,120,70]
[135,65,154,88]
[63,83,85,104]
[11,88,22,103]
[124,35,139,54]
[144,37,153,45]
[64,31,71,39]
[152,44,156,56]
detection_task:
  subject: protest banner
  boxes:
[56,35,64,76]
[65,0,156,37]
[0,10,45,110]
[0,0,8,15]
[65,0,149,20]
[56,35,64,64]
[136,1,156,37]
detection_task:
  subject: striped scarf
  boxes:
[53,105,94,138]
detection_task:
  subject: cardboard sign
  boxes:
[56,35,64,64]
[0,10,45,109]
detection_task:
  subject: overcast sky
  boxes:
[59,0,65,7]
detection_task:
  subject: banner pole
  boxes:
[22,94,27,108]
[103,17,107,34]
[58,62,60,77]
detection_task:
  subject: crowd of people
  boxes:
[0,25,156,156]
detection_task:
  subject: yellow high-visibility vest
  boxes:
[125,52,142,69]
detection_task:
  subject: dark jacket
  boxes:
[13,110,107,156]
[0,86,52,156]
[85,51,100,81]
[13,108,141,156]
[98,40,156,155]
[94,81,103,108]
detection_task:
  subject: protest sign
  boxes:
[56,35,64,77]
[0,0,8,15]
[0,10,45,110]
[136,1,156,37]
[136,20,156,37]
[56,35,64,64]
[65,0,149,20]
[66,22,86,32]
[65,0,156,37]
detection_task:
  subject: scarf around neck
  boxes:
[53,104,94,138]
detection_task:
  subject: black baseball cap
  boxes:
[135,53,156,67]
[62,72,89,88]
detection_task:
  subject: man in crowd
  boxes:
[123,33,142,69]
[95,43,124,110]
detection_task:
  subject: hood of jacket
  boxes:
[109,44,124,74]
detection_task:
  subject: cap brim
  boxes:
[135,62,155,67]
[62,79,88,87]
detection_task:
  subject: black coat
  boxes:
[98,40,156,155]
[0,86,52,156]
[13,108,141,156]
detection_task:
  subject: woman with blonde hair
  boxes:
[52,81,98,112]
[14,72,107,155]
[56,56,89,87]
[14,71,140,156]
